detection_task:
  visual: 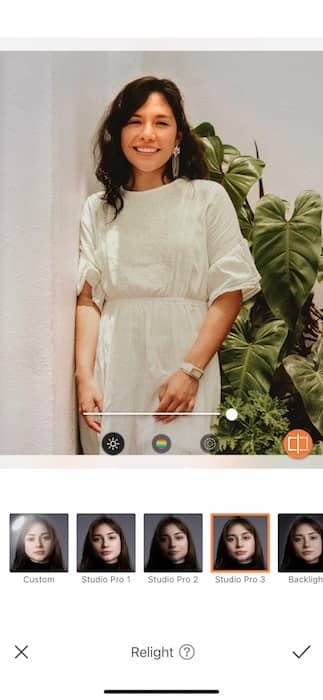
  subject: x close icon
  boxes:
[14,645,29,659]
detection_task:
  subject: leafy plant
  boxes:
[194,123,323,453]
[212,392,290,455]
[220,310,288,397]
[253,192,322,329]
[283,337,323,435]
[194,122,265,213]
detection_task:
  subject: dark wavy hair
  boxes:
[280,516,323,572]
[79,516,133,572]
[94,75,208,219]
[215,516,265,570]
[12,515,65,572]
[145,515,200,572]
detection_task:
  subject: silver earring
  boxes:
[172,144,180,179]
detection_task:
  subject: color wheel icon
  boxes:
[152,434,171,453]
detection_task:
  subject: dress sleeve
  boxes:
[77,197,105,311]
[206,185,261,307]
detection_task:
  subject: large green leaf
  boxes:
[223,156,265,212]
[193,122,215,137]
[222,144,241,170]
[202,135,224,173]
[238,203,254,243]
[283,338,323,436]
[220,314,288,398]
[253,191,322,329]
[200,133,265,213]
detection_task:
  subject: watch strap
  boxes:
[180,362,204,380]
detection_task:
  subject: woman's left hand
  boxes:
[154,370,199,423]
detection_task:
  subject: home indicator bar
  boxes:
[104,691,220,695]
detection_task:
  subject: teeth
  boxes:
[136,147,158,152]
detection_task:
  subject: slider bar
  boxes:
[104,691,219,695]
[84,412,220,416]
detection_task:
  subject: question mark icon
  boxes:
[179,644,195,660]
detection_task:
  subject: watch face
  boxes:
[181,364,201,379]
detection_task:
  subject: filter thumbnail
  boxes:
[212,514,269,571]
[10,514,68,572]
[77,514,135,572]
[278,514,323,572]
[144,513,202,572]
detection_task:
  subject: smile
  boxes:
[134,147,160,153]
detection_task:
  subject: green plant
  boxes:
[213,392,290,455]
[194,123,323,452]
[283,337,323,435]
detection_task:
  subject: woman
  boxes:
[79,516,133,572]
[280,516,323,572]
[76,75,260,454]
[214,516,266,570]
[145,515,200,572]
[11,516,66,572]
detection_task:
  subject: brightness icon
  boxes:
[102,432,125,455]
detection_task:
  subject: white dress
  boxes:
[77,178,260,455]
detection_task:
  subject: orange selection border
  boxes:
[210,513,270,573]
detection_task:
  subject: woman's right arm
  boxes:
[75,281,103,433]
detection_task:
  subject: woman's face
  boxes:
[158,523,188,564]
[121,92,180,184]
[91,524,121,564]
[292,523,323,564]
[224,523,256,564]
[24,522,53,563]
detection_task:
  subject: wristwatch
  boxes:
[180,362,205,380]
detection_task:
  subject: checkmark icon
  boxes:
[292,645,311,659]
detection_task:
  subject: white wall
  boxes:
[0,51,322,454]
[0,51,143,454]
[0,53,54,453]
